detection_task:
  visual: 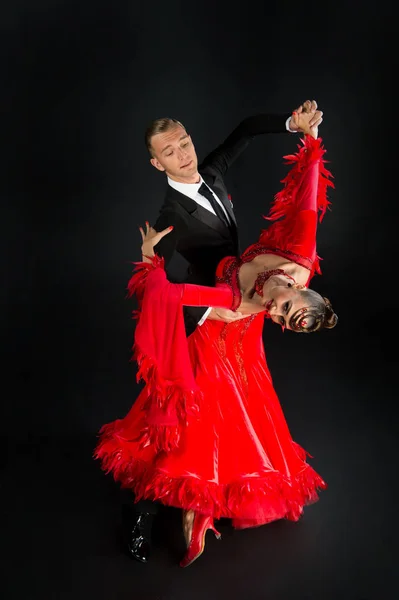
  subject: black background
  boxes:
[1,1,397,599]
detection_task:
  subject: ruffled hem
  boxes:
[94,426,327,529]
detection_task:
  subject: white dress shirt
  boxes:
[167,117,296,325]
[167,176,231,222]
[167,177,229,325]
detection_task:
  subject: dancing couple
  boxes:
[94,100,336,567]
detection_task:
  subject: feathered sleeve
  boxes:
[126,255,233,453]
[259,135,334,279]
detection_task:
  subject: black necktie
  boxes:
[198,183,229,227]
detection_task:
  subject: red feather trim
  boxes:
[258,135,334,278]
[123,254,201,453]
[264,134,334,224]
[94,430,327,526]
[126,254,165,309]
[130,350,202,453]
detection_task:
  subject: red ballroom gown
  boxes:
[94,135,334,529]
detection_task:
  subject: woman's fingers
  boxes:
[140,223,174,247]
[157,225,174,240]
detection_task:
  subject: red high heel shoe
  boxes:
[180,512,221,568]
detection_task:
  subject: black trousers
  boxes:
[134,498,160,515]
[121,489,160,516]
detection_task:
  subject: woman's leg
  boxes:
[180,511,221,568]
[182,509,195,547]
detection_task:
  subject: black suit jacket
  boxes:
[153,112,291,336]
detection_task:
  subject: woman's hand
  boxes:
[139,221,173,263]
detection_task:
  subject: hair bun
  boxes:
[323,298,338,330]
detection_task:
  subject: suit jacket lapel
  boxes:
[165,185,231,238]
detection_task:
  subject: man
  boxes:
[127,100,323,562]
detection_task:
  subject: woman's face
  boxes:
[261,276,308,331]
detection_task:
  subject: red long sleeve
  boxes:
[257,135,334,278]
[128,257,233,310]
[124,256,234,454]
[180,282,233,308]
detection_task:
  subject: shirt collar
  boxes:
[167,175,204,200]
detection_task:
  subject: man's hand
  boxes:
[207,307,251,323]
[288,99,323,133]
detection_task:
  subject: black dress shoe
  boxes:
[127,512,153,563]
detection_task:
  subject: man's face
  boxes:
[149,125,199,183]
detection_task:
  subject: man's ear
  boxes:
[150,157,165,172]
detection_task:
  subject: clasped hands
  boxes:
[289,99,323,138]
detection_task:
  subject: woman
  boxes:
[95,119,337,567]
